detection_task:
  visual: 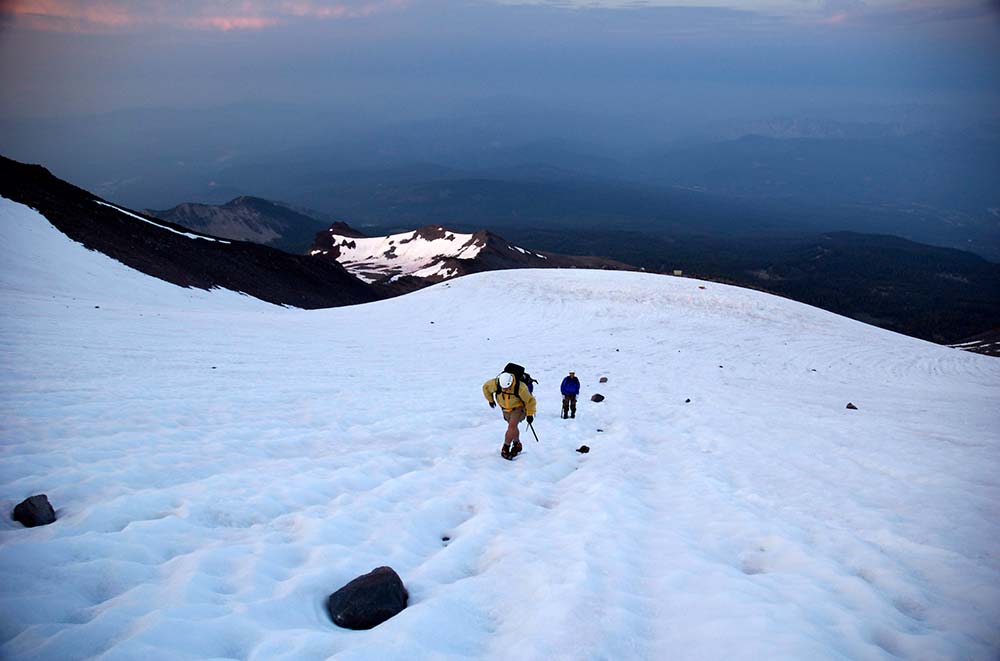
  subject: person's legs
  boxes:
[504,414,519,447]
[501,408,524,456]
[570,395,576,418]
[562,396,569,418]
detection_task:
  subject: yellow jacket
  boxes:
[483,377,537,416]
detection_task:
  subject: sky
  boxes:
[0,0,997,120]
[0,0,998,218]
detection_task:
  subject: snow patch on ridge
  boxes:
[325,227,537,283]
[328,227,482,283]
[96,200,231,244]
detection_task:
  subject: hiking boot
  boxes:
[511,441,523,457]
[501,445,511,460]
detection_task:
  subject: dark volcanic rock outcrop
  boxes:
[0,156,380,309]
[949,328,1000,357]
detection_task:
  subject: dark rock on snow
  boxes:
[577,445,590,453]
[599,377,608,383]
[326,566,408,630]
[846,402,859,410]
[591,394,605,402]
[13,494,56,528]
[685,398,691,403]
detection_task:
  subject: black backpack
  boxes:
[502,362,537,394]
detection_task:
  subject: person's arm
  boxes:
[483,379,497,406]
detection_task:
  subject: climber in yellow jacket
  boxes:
[483,371,537,460]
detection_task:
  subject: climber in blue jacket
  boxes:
[560,370,581,419]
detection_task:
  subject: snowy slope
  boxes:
[0,157,378,309]
[2,197,999,660]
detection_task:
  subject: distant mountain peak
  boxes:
[329,221,368,239]
[146,196,329,253]
[225,195,263,206]
[309,222,631,291]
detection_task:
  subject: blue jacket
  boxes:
[560,376,580,396]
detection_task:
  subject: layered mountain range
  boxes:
[0,155,634,306]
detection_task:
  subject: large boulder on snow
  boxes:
[326,566,408,630]
[13,494,56,528]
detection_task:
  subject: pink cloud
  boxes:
[185,15,283,31]
[1,0,138,31]
[0,0,404,33]
[816,11,850,26]
[805,0,993,29]
[282,0,407,19]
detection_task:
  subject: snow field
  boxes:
[1,198,999,659]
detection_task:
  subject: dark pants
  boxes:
[562,395,577,418]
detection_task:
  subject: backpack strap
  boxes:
[495,375,524,408]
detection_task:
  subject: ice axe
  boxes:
[527,419,540,443]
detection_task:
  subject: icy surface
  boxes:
[2,197,999,660]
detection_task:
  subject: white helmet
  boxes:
[498,372,514,389]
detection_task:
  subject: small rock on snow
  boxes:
[326,566,408,630]
[13,494,56,528]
